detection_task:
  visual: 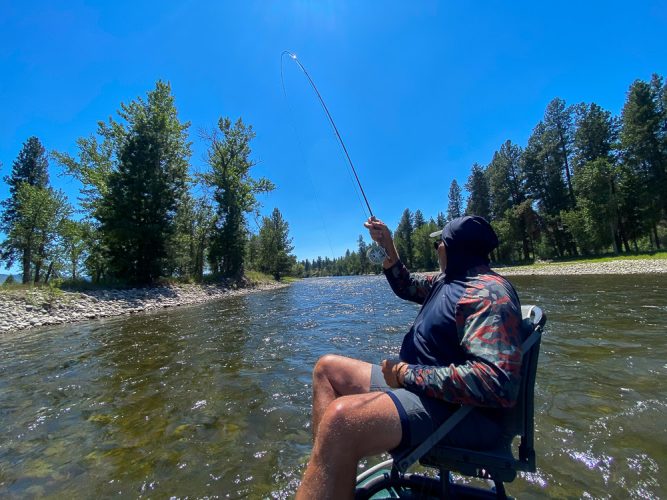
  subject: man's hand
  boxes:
[364,217,399,267]
[364,217,392,246]
[381,359,408,388]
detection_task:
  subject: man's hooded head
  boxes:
[430,216,499,276]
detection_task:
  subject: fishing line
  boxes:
[279,57,339,266]
[280,50,393,354]
[280,51,388,265]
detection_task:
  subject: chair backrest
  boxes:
[390,305,547,476]
[501,305,546,470]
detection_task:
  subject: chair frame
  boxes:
[355,305,547,500]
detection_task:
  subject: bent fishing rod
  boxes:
[281,51,388,264]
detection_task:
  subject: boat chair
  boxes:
[355,305,547,500]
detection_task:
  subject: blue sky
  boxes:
[1,1,666,265]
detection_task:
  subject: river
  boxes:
[0,274,665,498]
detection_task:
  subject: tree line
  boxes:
[1,81,296,286]
[464,73,667,262]
[300,73,667,275]
[4,73,665,283]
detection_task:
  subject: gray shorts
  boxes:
[370,365,504,452]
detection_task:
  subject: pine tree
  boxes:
[620,76,666,248]
[573,103,617,169]
[523,121,574,257]
[99,81,191,284]
[543,98,576,205]
[464,163,490,219]
[485,140,533,259]
[394,208,414,267]
[258,208,295,280]
[446,180,463,221]
[413,210,426,228]
[204,117,274,279]
[357,235,369,274]
[571,102,622,253]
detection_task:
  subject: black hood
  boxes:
[441,216,498,277]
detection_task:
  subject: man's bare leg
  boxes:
[296,391,402,500]
[311,354,373,438]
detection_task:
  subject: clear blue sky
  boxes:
[1,1,666,264]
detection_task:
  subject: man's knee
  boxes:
[313,354,338,379]
[313,354,349,388]
[316,398,359,455]
[315,394,401,460]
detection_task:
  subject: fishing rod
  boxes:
[280,51,388,264]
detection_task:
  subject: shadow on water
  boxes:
[0,274,665,497]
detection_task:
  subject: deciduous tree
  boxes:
[1,137,53,283]
[203,117,274,279]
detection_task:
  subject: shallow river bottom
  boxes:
[1,274,666,498]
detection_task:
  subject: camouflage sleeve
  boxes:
[383,260,436,305]
[401,277,523,407]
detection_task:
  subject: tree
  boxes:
[98,81,191,284]
[394,208,413,267]
[563,158,618,254]
[543,98,576,205]
[464,163,490,219]
[523,121,574,257]
[572,103,617,170]
[619,76,666,248]
[52,125,115,217]
[52,108,119,281]
[1,184,71,283]
[413,210,426,229]
[357,235,369,275]
[258,208,295,280]
[446,180,463,221]
[167,193,214,281]
[486,141,533,260]
[412,221,439,271]
[436,212,447,228]
[59,219,88,280]
[487,141,525,219]
[1,137,50,283]
[572,102,622,253]
[203,117,274,279]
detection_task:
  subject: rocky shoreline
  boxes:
[494,258,667,276]
[2,259,666,334]
[0,281,289,334]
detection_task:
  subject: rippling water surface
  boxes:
[1,274,665,498]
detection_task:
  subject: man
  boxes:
[296,215,523,500]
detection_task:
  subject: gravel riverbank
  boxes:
[2,259,666,334]
[494,258,667,276]
[0,281,289,334]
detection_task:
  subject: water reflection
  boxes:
[0,274,665,498]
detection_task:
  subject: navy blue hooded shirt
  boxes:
[385,216,501,366]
